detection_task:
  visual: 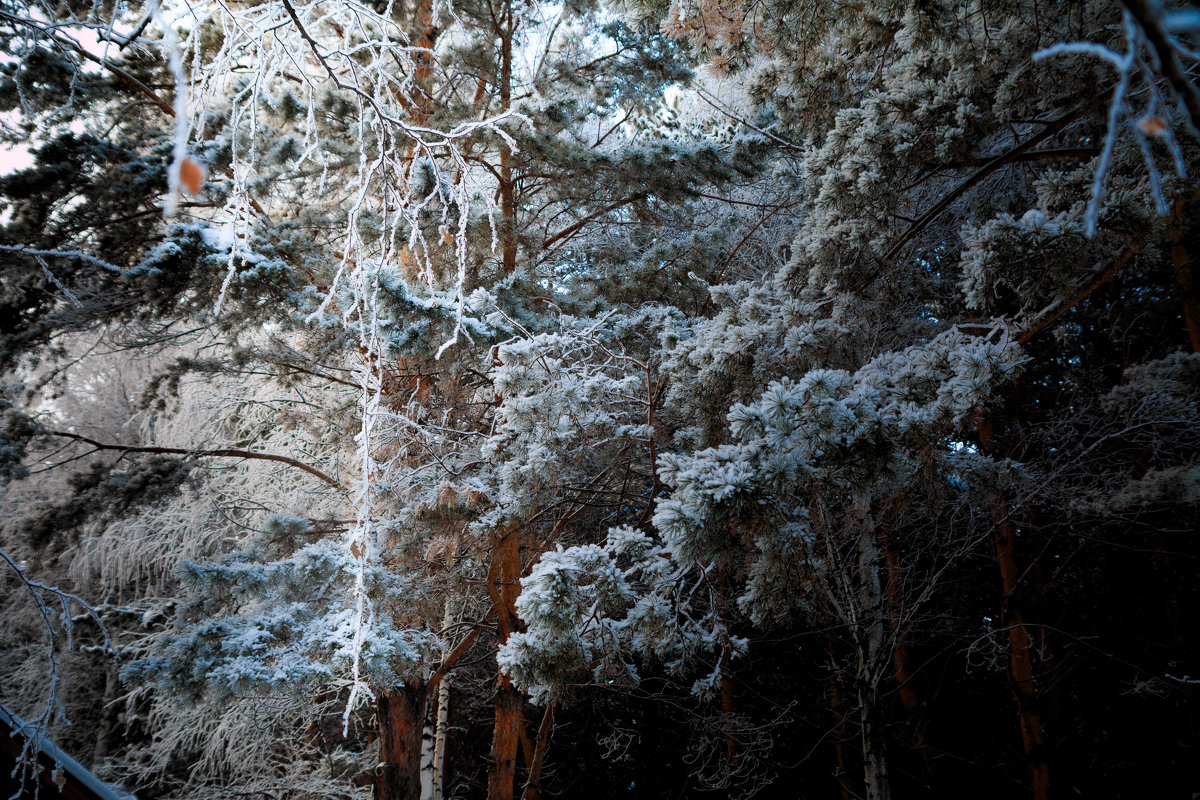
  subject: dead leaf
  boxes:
[1138,116,1168,136]
[179,157,207,195]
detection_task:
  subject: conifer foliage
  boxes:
[1,0,1198,799]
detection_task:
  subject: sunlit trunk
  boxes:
[376,681,427,800]
[488,525,524,800]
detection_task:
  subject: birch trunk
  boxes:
[431,601,453,800]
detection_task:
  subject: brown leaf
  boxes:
[179,157,207,195]
[1138,116,1168,136]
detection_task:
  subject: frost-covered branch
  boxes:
[1036,6,1197,235]
[43,428,344,489]
[0,547,114,795]
[1121,0,1200,133]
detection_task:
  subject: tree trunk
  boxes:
[420,705,436,800]
[409,0,438,126]
[431,601,453,800]
[990,497,1051,800]
[376,681,428,800]
[854,496,891,800]
[978,418,1050,800]
[489,679,523,800]
[497,0,517,274]
[880,521,933,788]
[92,664,121,761]
[520,702,555,800]
[827,649,856,800]
[1171,197,1199,352]
[488,525,524,800]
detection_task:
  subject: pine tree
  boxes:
[2,0,1198,798]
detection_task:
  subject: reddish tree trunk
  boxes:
[979,419,1050,800]
[488,525,525,800]
[880,521,933,788]
[375,681,427,800]
[489,679,523,800]
[497,2,517,274]
[991,497,1051,800]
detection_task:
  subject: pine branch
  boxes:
[425,607,496,693]
[0,10,175,116]
[42,429,344,490]
[854,107,1086,293]
[1017,244,1139,345]
[693,86,804,152]
[540,192,647,252]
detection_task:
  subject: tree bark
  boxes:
[376,681,428,800]
[827,643,856,800]
[489,678,524,800]
[1171,198,1199,352]
[488,525,524,800]
[431,601,453,800]
[854,496,891,800]
[991,497,1051,800]
[880,520,933,788]
[497,0,517,274]
[420,705,436,800]
[519,702,555,800]
[978,419,1050,800]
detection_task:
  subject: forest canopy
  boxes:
[0,0,1198,799]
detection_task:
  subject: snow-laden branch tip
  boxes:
[1036,6,1195,235]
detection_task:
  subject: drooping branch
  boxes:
[1120,0,1200,134]
[43,429,344,490]
[855,108,1085,293]
[1017,246,1138,346]
[0,10,175,116]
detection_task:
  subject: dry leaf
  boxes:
[1138,116,1168,136]
[179,157,207,195]
[350,541,364,559]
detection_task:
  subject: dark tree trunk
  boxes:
[979,418,1051,800]
[881,521,934,789]
[1171,198,1199,352]
[520,702,555,800]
